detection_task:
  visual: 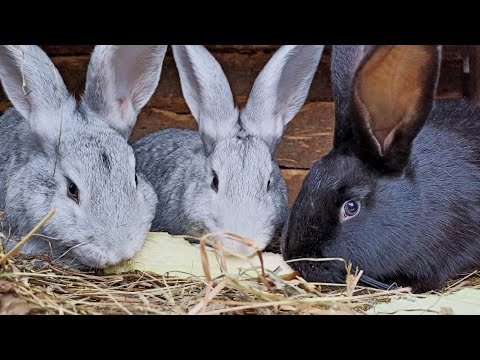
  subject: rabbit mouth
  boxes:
[287,258,397,290]
[287,259,347,285]
[188,224,210,237]
[58,238,139,270]
[65,247,110,269]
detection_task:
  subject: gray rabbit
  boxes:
[0,45,167,269]
[134,45,324,255]
[282,45,480,292]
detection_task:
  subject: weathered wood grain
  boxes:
[465,46,480,104]
[282,169,309,206]
[275,102,334,169]
[40,45,281,56]
[438,49,464,99]
[41,45,94,56]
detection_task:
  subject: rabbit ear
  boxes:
[241,45,324,151]
[0,45,72,145]
[172,45,239,153]
[331,45,368,149]
[82,45,168,139]
[350,45,441,172]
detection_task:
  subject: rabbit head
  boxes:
[0,45,167,268]
[172,45,324,255]
[282,45,450,291]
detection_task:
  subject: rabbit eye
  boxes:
[211,172,219,193]
[267,179,271,191]
[67,179,80,204]
[342,200,360,220]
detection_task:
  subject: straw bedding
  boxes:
[1,211,479,315]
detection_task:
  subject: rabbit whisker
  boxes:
[52,241,90,264]
[94,221,145,238]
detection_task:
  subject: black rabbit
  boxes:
[282,45,480,293]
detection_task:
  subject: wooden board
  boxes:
[282,169,309,206]
[40,45,282,56]
[465,46,480,104]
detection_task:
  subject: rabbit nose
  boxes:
[81,250,109,269]
[288,259,318,278]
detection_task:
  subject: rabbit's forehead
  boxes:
[61,131,135,171]
[211,137,272,174]
[311,154,373,194]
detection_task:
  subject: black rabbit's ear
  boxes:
[351,45,441,172]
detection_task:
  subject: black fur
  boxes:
[282,46,480,293]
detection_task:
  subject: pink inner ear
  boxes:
[355,45,438,156]
[117,97,135,126]
[111,47,148,132]
[115,71,136,104]
[382,126,397,153]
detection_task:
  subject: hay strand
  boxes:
[0,208,56,266]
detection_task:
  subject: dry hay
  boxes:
[0,210,479,315]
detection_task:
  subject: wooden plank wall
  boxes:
[0,45,468,206]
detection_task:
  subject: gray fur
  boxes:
[0,45,167,269]
[134,45,324,255]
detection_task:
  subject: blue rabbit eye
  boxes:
[343,200,360,218]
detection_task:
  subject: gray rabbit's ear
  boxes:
[172,45,239,152]
[351,45,441,172]
[0,45,72,144]
[241,45,324,151]
[82,45,168,139]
